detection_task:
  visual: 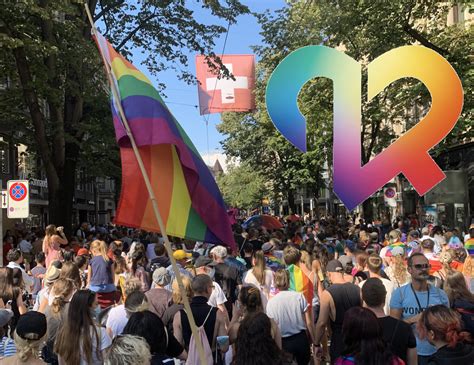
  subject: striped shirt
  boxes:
[0,336,17,358]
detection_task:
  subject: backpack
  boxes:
[185,308,214,365]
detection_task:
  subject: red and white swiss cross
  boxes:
[196,55,255,115]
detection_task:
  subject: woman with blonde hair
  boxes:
[243,250,274,307]
[87,240,116,308]
[462,248,474,293]
[2,312,47,365]
[114,255,130,302]
[42,225,67,268]
[104,334,151,365]
[384,247,410,288]
[162,276,193,335]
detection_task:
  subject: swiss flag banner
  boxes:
[196,54,255,115]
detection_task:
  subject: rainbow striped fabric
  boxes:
[287,264,313,308]
[93,31,234,247]
[465,238,474,255]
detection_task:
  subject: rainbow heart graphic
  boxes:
[266,46,463,210]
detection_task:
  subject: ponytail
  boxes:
[14,332,43,361]
[446,324,471,348]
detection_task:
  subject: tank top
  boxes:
[180,296,217,350]
[326,283,361,360]
[89,256,113,285]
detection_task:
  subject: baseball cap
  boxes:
[0,309,13,327]
[408,230,420,238]
[173,249,192,261]
[210,245,228,259]
[152,267,171,286]
[262,242,274,254]
[194,255,214,268]
[344,240,356,253]
[338,255,352,270]
[326,259,343,273]
[77,248,89,256]
[16,311,47,340]
[369,232,379,242]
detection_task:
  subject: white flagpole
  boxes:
[83,5,208,364]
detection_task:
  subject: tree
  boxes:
[216,162,268,210]
[0,0,249,232]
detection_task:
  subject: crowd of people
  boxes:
[0,216,473,365]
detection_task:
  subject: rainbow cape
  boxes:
[287,264,313,308]
[93,31,234,248]
[465,238,474,255]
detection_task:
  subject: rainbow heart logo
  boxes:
[266,46,463,210]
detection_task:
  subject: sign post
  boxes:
[7,180,29,219]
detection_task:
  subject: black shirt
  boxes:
[427,343,474,365]
[249,239,264,251]
[243,256,253,270]
[180,296,217,349]
[378,316,416,364]
[326,283,361,360]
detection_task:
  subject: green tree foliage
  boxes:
[0,0,249,231]
[218,0,472,214]
[216,162,268,209]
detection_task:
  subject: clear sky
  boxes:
[125,0,286,167]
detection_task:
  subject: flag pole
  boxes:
[83,5,208,364]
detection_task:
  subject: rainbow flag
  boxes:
[465,238,474,255]
[265,254,284,272]
[93,31,234,247]
[288,264,313,308]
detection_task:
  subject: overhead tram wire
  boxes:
[202,21,232,165]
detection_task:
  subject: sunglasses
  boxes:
[411,263,431,270]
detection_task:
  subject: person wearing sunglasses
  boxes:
[390,253,449,365]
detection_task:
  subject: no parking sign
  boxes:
[7,180,29,218]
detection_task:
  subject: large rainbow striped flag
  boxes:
[93,31,234,248]
[287,264,313,308]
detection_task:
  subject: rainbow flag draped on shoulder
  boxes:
[287,264,313,308]
[93,31,234,248]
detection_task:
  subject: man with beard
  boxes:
[390,253,449,365]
